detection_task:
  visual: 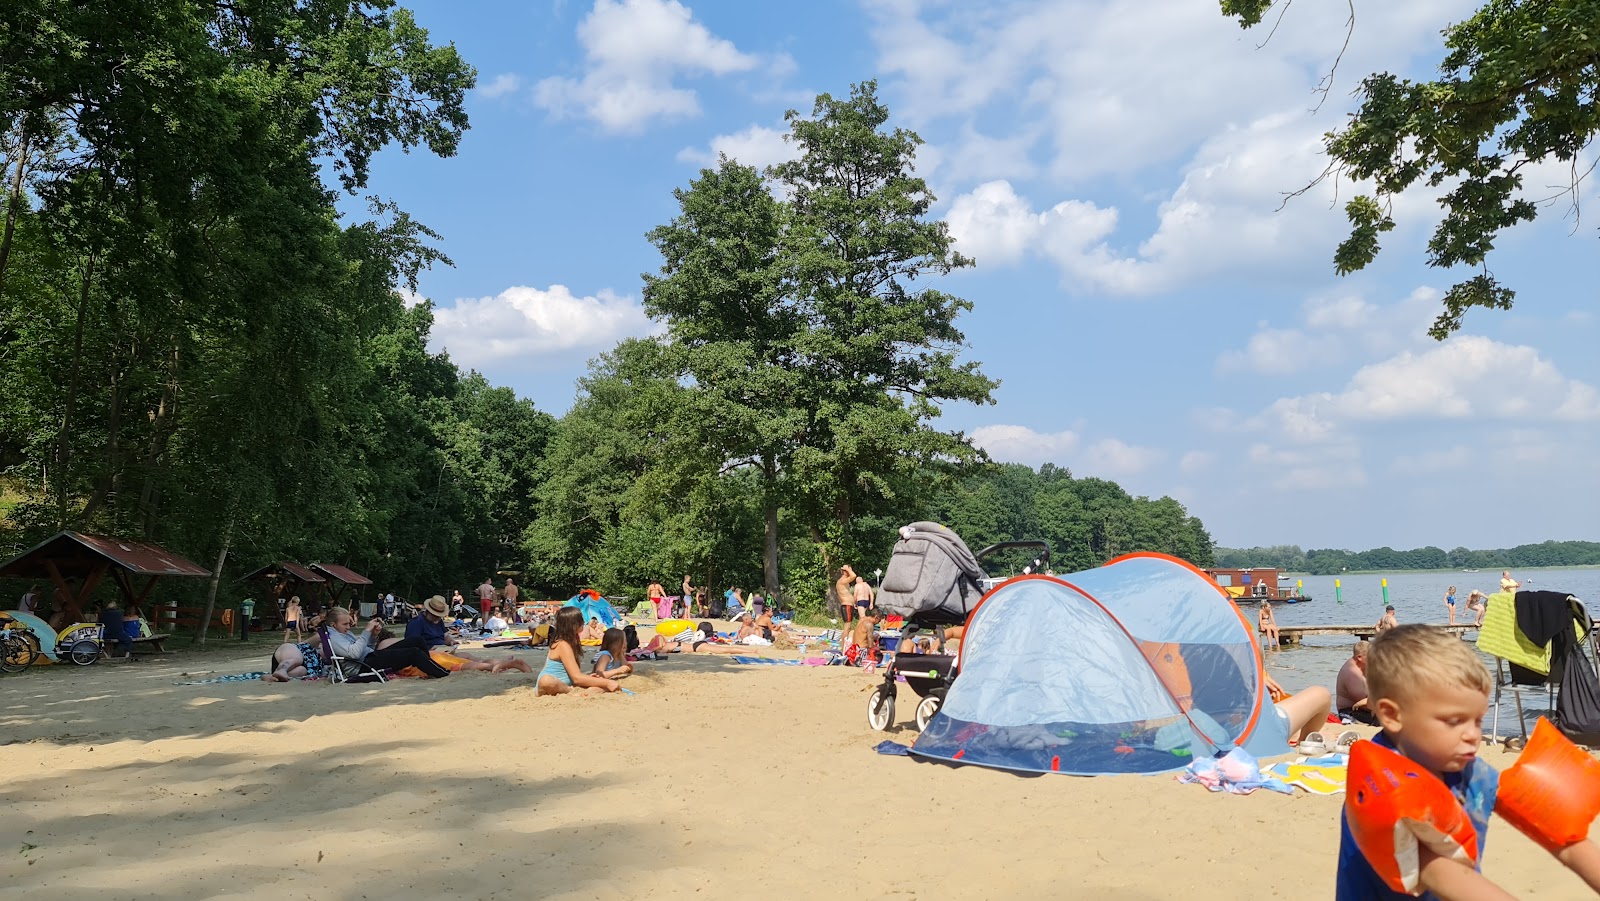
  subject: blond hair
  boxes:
[1366,624,1490,704]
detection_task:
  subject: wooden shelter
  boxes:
[0,531,210,624]
[309,562,372,607]
[238,561,326,625]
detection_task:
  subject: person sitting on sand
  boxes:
[580,616,606,642]
[735,614,760,642]
[724,587,745,620]
[405,596,462,651]
[1335,640,1376,725]
[590,628,633,679]
[1262,674,1334,748]
[753,607,781,641]
[847,609,883,670]
[538,607,620,696]
[1257,602,1280,650]
[324,606,451,680]
[1375,605,1398,634]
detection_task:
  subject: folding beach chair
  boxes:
[318,628,387,684]
[1475,591,1595,745]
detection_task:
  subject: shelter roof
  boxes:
[0,531,211,579]
[238,562,325,583]
[310,562,372,586]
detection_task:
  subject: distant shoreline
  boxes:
[1276,564,1599,576]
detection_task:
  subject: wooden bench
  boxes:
[105,633,172,657]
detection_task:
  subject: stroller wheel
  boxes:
[68,640,101,666]
[867,684,896,731]
[915,692,944,732]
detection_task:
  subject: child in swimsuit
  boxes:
[537,607,620,696]
[590,628,633,679]
[283,597,303,642]
[1444,585,1457,625]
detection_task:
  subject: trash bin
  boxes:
[240,598,255,641]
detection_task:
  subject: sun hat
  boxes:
[423,595,449,618]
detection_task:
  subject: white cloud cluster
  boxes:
[1216,287,1442,376]
[535,0,761,132]
[430,285,661,363]
[477,73,525,99]
[971,424,1161,477]
[1260,336,1600,441]
[676,124,798,170]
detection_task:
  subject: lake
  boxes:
[1262,567,1600,737]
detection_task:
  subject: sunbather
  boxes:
[580,617,606,642]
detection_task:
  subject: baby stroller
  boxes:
[866,523,1049,732]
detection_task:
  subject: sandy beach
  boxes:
[1,628,1593,900]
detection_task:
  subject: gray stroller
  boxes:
[866,522,1049,731]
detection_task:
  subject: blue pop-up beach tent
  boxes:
[562,590,620,628]
[912,552,1289,776]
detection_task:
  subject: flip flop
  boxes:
[1297,732,1329,755]
[1335,730,1359,754]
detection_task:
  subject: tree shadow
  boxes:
[8,737,661,899]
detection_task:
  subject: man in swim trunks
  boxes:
[1375,605,1398,634]
[1336,640,1376,725]
[836,565,857,627]
[853,570,875,615]
[476,577,495,624]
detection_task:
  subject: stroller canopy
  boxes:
[876,522,987,625]
[562,590,620,628]
[912,553,1287,776]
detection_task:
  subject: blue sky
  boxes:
[359,0,1599,551]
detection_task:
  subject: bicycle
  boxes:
[0,613,39,674]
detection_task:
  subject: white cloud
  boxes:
[1178,451,1214,474]
[972,425,1161,477]
[1390,447,1472,475]
[1081,438,1162,477]
[430,285,661,361]
[971,424,1078,465]
[676,124,798,170]
[1217,287,1440,375]
[477,73,525,99]
[1245,441,1367,491]
[399,288,425,309]
[535,0,760,132]
[1255,336,1600,441]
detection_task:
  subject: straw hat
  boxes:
[423,595,449,618]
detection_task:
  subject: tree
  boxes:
[771,82,998,608]
[1222,0,1600,337]
[643,158,795,600]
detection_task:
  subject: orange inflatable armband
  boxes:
[1496,717,1600,852]
[1346,739,1479,894]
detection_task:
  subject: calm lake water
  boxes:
[1263,568,1600,735]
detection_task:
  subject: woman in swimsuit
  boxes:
[538,607,621,696]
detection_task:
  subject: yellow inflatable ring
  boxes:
[655,619,694,638]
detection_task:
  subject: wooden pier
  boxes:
[1272,624,1478,647]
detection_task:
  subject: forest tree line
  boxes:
[1215,542,1600,575]
[0,5,1211,632]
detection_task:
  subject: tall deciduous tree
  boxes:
[772,81,997,607]
[1222,0,1600,337]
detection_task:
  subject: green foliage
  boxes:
[1223,0,1600,337]
[1216,540,1600,574]
[0,2,543,629]
[932,463,1214,573]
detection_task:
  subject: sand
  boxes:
[0,630,1592,900]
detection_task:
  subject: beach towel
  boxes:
[1177,748,1292,795]
[731,656,803,666]
[1266,757,1348,795]
[875,740,912,756]
[174,671,301,685]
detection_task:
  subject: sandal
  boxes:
[1335,730,1359,754]
[1297,732,1329,755]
